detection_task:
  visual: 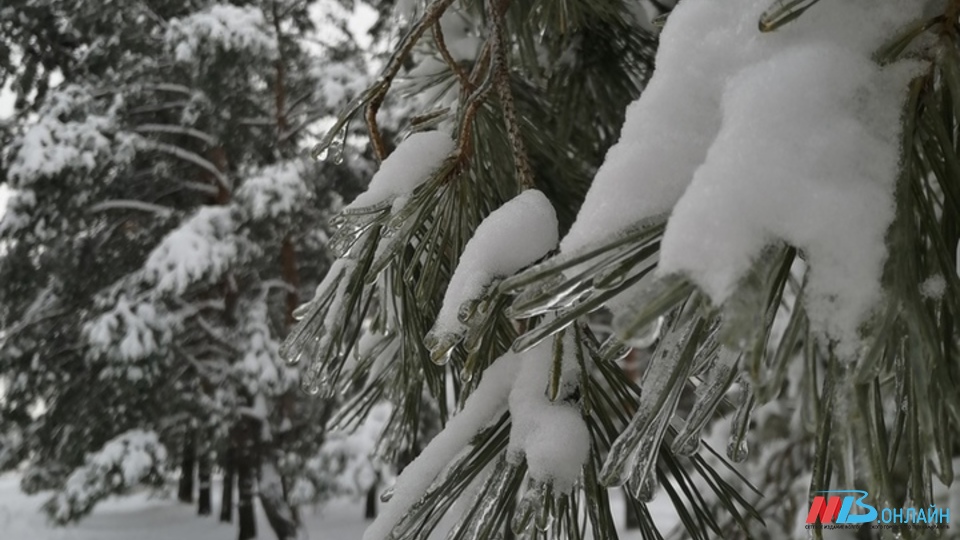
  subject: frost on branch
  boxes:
[44,430,167,524]
[564,0,928,355]
[166,4,278,63]
[143,206,246,295]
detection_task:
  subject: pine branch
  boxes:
[87,200,175,217]
[432,22,472,93]
[489,0,534,191]
[132,124,218,146]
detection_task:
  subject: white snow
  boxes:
[235,162,310,220]
[0,472,372,540]
[507,335,589,493]
[921,274,947,299]
[0,471,682,540]
[562,0,927,356]
[363,352,519,540]
[346,131,455,210]
[304,403,392,501]
[559,0,748,255]
[166,4,278,63]
[238,297,297,396]
[46,430,167,523]
[657,0,924,355]
[144,206,243,295]
[433,189,558,336]
[6,86,132,185]
[85,296,171,362]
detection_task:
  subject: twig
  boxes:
[133,124,218,146]
[469,41,493,86]
[139,139,231,194]
[87,199,175,217]
[455,51,495,161]
[489,0,535,190]
[433,21,473,94]
[365,0,458,161]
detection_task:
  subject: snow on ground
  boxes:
[0,472,679,539]
[0,473,366,540]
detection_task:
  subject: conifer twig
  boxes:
[365,0,457,161]
[456,46,495,161]
[489,0,535,190]
[433,22,473,94]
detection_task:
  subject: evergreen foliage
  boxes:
[293,0,960,539]
[0,0,377,537]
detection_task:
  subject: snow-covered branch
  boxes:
[87,200,175,217]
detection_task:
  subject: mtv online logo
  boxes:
[806,490,877,525]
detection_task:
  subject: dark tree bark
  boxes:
[364,481,378,520]
[236,420,258,540]
[236,460,257,539]
[259,458,302,540]
[220,446,235,523]
[178,432,196,503]
[198,451,212,515]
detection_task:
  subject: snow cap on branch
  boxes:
[346,130,455,210]
[166,4,278,63]
[434,189,558,336]
[144,206,244,295]
[507,335,589,493]
[564,0,928,355]
[364,353,519,540]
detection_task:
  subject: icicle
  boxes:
[425,330,460,366]
[510,483,539,534]
[673,347,740,456]
[726,377,756,463]
[329,217,381,258]
[379,485,395,503]
[445,457,519,540]
[626,316,663,350]
[599,314,703,486]
[598,335,631,363]
[628,467,660,503]
[612,274,695,348]
[831,374,856,488]
[534,482,555,532]
[291,301,313,321]
[505,273,590,319]
[318,135,345,164]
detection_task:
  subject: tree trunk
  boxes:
[198,452,212,515]
[236,420,258,540]
[220,446,235,523]
[259,459,302,540]
[364,482,378,520]
[237,457,257,540]
[178,432,195,503]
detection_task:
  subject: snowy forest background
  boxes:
[2,1,960,540]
